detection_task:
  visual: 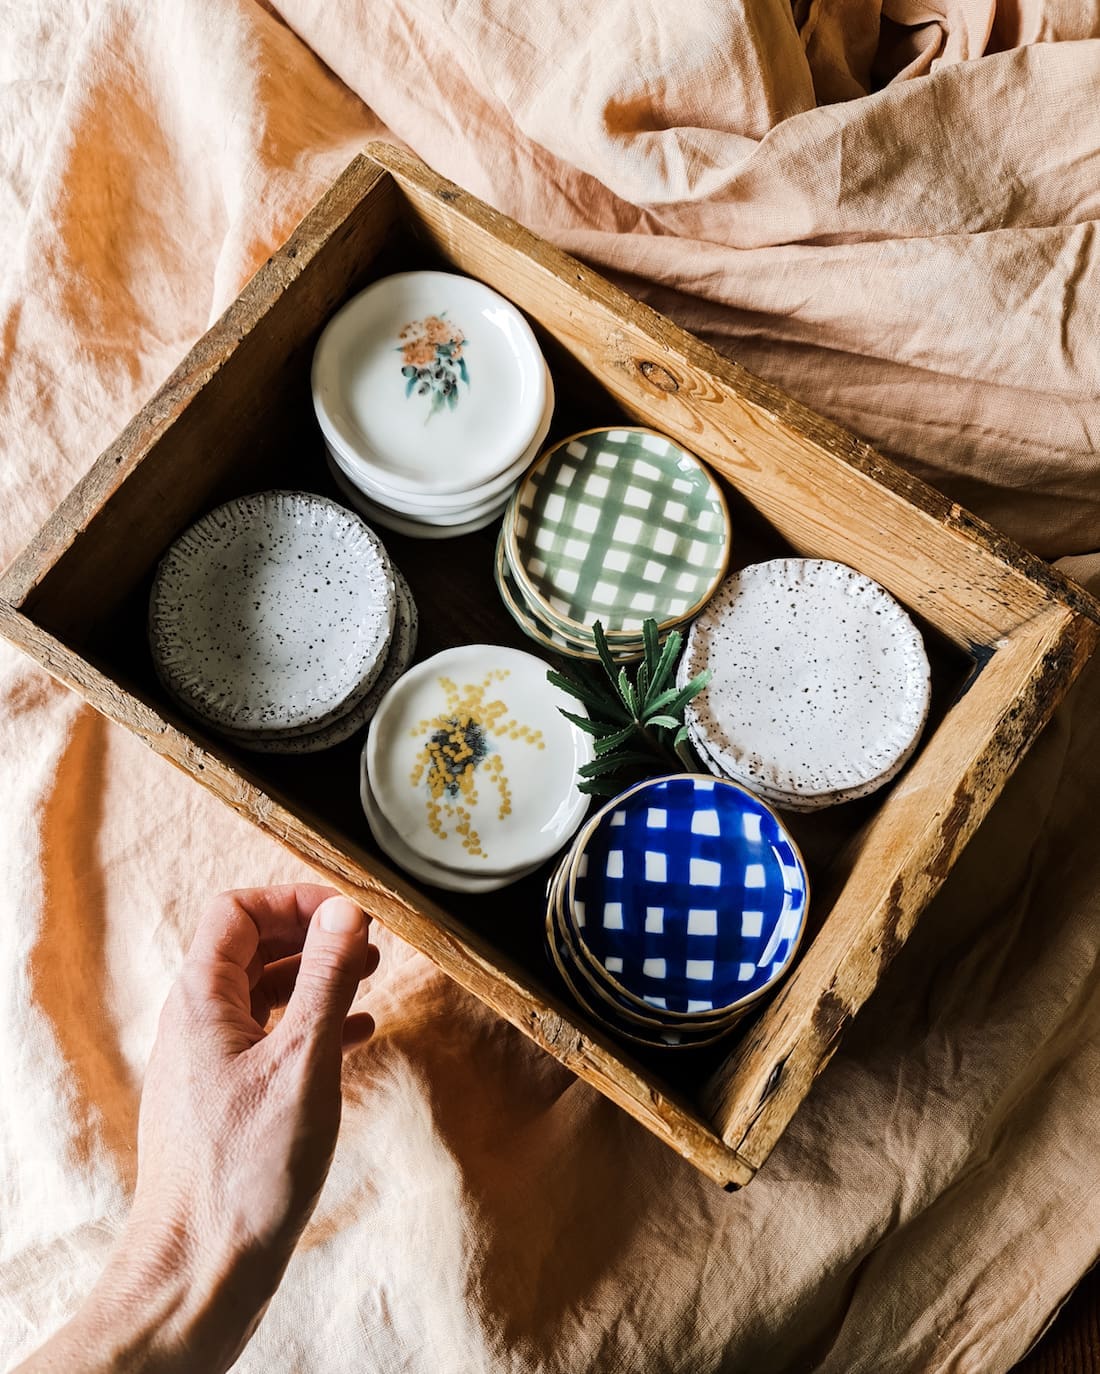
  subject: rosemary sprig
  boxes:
[548,620,711,797]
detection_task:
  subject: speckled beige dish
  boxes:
[679,559,931,809]
[220,568,419,754]
[149,491,396,736]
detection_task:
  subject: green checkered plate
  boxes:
[506,427,731,638]
[493,529,642,664]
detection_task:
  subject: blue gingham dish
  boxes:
[565,774,809,1016]
[542,882,734,1050]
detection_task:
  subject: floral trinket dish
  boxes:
[365,644,594,879]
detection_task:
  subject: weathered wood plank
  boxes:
[369,141,1100,649]
[0,602,754,1189]
[701,603,1098,1166]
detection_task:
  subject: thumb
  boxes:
[279,896,371,1051]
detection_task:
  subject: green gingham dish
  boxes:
[506,428,731,638]
[493,530,641,664]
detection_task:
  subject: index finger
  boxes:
[187,883,361,971]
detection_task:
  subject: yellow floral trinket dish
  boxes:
[363,644,594,887]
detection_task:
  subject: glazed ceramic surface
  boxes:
[564,774,809,1015]
[325,363,555,515]
[492,531,641,664]
[546,858,738,1033]
[312,271,547,496]
[366,644,593,877]
[507,427,730,636]
[326,453,510,540]
[543,906,733,1050]
[361,766,539,893]
[680,559,931,806]
[225,568,419,754]
[149,491,395,734]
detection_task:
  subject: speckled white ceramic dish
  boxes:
[312,270,547,497]
[221,568,419,754]
[679,559,931,809]
[326,454,510,540]
[149,491,396,735]
[324,363,555,516]
[366,644,594,878]
[360,765,540,893]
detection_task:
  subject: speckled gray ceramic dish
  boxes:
[218,568,419,754]
[678,558,931,809]
[149,491,396,736]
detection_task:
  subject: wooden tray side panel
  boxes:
[3,159,399,640]
[0,602,754,1190]
[702,605,1098,1167]
[371,143,1100,651]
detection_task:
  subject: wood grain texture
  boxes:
[702,604,1099,1162]
[1,145,1096,1187]
[370,141,1100,650]
[1,160,399,642]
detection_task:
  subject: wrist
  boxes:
[22,1213,257,1374]
[100,1205,267,1374]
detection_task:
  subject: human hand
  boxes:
[18,884,378,1374]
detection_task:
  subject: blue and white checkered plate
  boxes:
[544,861,740,1045]
[554,775,810,1026]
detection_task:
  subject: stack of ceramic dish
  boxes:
[312,270,553,539]
[360,644,593,893]
[678,558,932,810]
[497,426,731,661]
[149,491,417,754]
[544,774,809,1050]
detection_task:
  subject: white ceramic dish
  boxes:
[366,643,594,877]
[223,568,419,754]
[324,363,555,515]
[326,441,508,523]
[360,766,540,893]
[679,559,931,808]
[312,270,547,497]
[149,491,395,735]
[326,454,510,539]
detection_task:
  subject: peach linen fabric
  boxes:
[3,1,1100,1369]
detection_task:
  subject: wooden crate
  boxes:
[2,144,1097,1189]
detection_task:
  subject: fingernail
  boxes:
[318,897,365,935]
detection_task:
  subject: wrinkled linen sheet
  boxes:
[3,2,1100,1369]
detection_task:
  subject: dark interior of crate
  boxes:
[50,223,973,1103]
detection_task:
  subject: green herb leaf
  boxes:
[593,621,620,685]
[546,669,629,721]
[593,723,641,756]
[578,776,631,797]
[646,714,683,731]
[557,709,621,739]
[617,667,639,717]
[578,750,656,779]
[643,617,660,667]
[551,616,716,797]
